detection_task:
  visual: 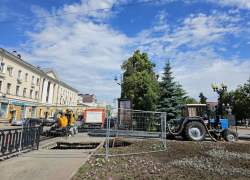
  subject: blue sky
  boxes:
[1,0,250,105]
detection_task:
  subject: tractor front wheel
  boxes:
[224,130,238,142]
[185,121,206,141]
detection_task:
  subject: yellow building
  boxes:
[0,48,78,122]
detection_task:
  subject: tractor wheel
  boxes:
[224,130,238,142]
[185,121,206,141]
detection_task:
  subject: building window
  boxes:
[51,110,53,116]
[25,73,28,81]
[61,88,62,94]
[23,88,26,97]
[31,107,36,118]
[6,83,11,94]
[9,67,13,76]
[40,109,42,117]
[18,70,22,79]
[20,106,26,118]
[36,78,39,86]
[0,104,8,118]
[63,90,65,95]
[0,63,5,73]
[30,89,33,98]
[16,86,20,96]
[31,76,35,84]
[35,91,38,99]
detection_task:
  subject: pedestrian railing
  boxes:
[0,126,42,157]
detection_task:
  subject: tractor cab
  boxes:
[181,104,209,124]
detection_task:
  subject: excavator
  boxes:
[23,109,79,137]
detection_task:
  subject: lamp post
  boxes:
[114,73,123,98]
[211,82,228,119]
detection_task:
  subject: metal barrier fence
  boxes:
[0,126,41,157]
[17,105,166,158]
[105,106,167,158]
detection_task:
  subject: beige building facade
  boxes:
[0,48,78,122]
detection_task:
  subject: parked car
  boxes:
[11,118,25,126]
[104,118,117,129]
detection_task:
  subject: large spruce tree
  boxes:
[156,59,187,123]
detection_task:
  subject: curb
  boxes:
[238,136,250,141]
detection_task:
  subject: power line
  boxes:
[0,0,162,24]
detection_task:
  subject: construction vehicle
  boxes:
[167,104,238,142]
[83,109,105,129]
[44,110,79,136]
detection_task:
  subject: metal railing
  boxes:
[0,126,42,157]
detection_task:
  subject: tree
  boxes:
[121,50,159,111]
[221,77,250,121]
[199,92,207,104]
[199,92,215,118]
[156,59,187,123]
[186,98,198,104]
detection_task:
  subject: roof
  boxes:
[78,94,95,102]
[207,102,218,106]
[40,68,53,72]
[186,104,207,106]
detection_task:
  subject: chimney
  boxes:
[17,54,21,59]
[37,65,41,69]
[13,51,17,56]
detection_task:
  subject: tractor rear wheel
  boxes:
[185,121,206,141]
[224,130,238,142]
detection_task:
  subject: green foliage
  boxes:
[199,92,207,104]
[221,77,250,120]
[78,164,86,174]
[198,92,215,118]
[156,59,187,124]
[121,50,159,111]
[186,97,198,104]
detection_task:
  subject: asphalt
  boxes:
[0,124,249,180]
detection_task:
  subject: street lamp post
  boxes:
[114,73,123,98]
[211,82,228,119]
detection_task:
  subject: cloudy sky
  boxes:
[1,0,250,105]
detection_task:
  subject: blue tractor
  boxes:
[167,104,238,142]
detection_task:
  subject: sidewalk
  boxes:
[0,133,105,180]
[232,127,250,141]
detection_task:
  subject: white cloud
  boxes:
[204,0,250,10]
[229,9,240,14]
[17,0,132,104]
[218,47,227,51]
[233,43,239,48]
[247,42,250,44]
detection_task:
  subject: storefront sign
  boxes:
[8,101,36,106]
[0,99,9,103]
[10,102,25,106]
